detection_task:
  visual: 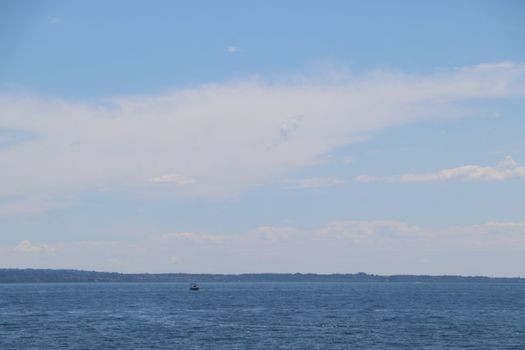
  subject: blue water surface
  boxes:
[1,282,524,349]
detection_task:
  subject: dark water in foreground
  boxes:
[1,282,524,349]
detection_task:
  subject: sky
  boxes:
[1,0,525,276]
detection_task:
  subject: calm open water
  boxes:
[1,282,524,349]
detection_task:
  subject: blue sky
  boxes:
[1,0,525,275]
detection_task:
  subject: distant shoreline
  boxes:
[1,269,524,283]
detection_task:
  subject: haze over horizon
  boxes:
[1,0,525,276]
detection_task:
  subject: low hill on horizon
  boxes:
[1,268,523,283]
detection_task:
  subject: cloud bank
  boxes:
[1,62,524,198]
[3,219,525,276]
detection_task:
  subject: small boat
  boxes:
[189,283,199,291]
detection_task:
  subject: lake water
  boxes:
[1,282,524,349]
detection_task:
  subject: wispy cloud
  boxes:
[342,156,354,165]
[279,116,302,142]
[284,177,344,189]
[0,196,71,217]
[357,156,525,183]
[319,220,421,240]
[48,17,62,24]
[14,240,53,254]
[226,46,240,54]
[148,174,196,185]
[1,62,524,198]
[162,232,225,243]
[250,226,299,241]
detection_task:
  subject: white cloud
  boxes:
[1,62,524,198]
[284,177,344,189]
[226,46,240,53]
[14,240,53,254]
[357,156,525,183]
[148,174,196,185]
[48,17,62,24]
